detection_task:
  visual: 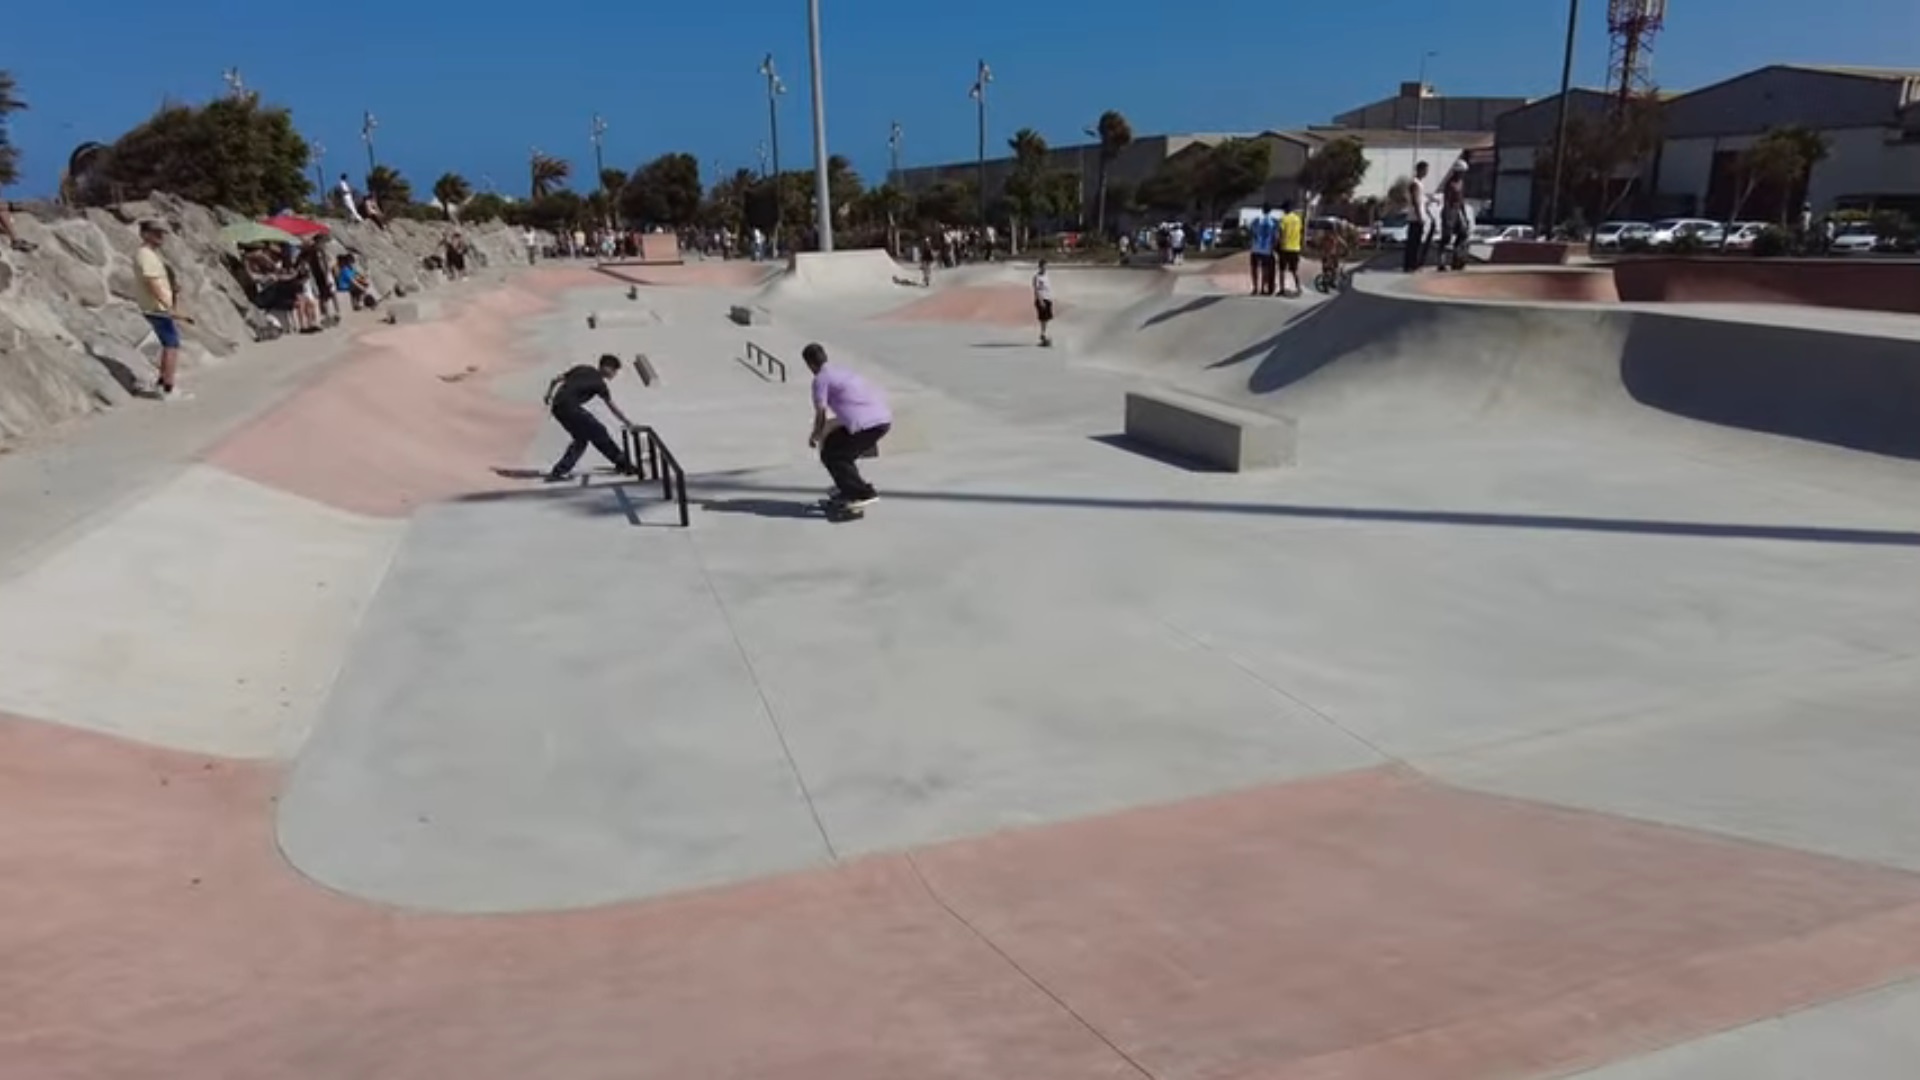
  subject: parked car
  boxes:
[1591,220,1652,249]
[1470,224,1537,244]
[1649,218,1724,247]
[1375,214,1412,245]
[1720,221,1770,250]
[1830,223,1880,254]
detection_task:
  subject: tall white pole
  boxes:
[807,0,834,251]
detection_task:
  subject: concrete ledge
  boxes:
[729,304,772,326]
[384,300,427,325]
[1123,390,1295,471]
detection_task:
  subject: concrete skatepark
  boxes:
[4,245,1920,1078]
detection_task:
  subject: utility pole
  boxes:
[807,0,834,251]
[591,113,611,227]
[970,60,992,232]
[361,111,378,176]
[1412,51,1437,165]
[1545,0,1582,236]
[759,54,787,254]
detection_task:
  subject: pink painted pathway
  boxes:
[8,711,1920,1080]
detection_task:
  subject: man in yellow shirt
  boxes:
[1277,200,1306,297]
[135,220,187,400]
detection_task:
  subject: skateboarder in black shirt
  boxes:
[544,354,638,481]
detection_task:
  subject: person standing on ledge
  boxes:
[804,343,891,510]
[135,220,188,401]
[1032,258,1055,347]
[543,354,638,482]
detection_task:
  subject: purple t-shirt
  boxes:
[811,365,892,433]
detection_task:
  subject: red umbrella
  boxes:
[260,214,330,237]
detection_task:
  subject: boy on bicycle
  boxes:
[1316,224,1351,292]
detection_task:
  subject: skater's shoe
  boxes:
[842,493,879,510]
[543,470,574,483]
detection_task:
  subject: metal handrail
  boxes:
[744,341,788,382]
[618,424,690,527]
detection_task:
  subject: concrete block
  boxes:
[729,304,772,326]
[385,300,423,325]
[1123,389,1295,471]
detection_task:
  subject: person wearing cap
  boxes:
[804,343,891,509]
[542,354,638,482]
[1438,158,1471,272]
[135,220,187,400]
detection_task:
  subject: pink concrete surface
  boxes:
[205,287,549,517]
[1416,269,1621,303]
[914,768,1920,1080]
[11,710,1920,1080]
[0,713,1133,1080]
[876,284,1044,326]
[1612,257,1920,315]
[1486,240,1577,266]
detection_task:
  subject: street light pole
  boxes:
[591,113,610,227]
[361,111,378,177]
[1544,0,1582,236]
[970,60,992,232]
[1412,51,1437,165]
[311,140,326,205]
[888,121,902,188]
[759,55,787,254]
[806,0,834,251]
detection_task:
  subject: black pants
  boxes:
[550,402,632,477]
[1403,220,1427,271]
[1439,213,1469,269]
[1252,252,1276,294]
[822,423,889,499]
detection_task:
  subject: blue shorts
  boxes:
[144,313,181,349]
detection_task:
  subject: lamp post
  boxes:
[1412,51,1437,165]
[888,121,902,188]
[529,145,541,199]
[1544,0,1581,236]
[759,54,787,254]
[311,140,326,205]
[806,0,834,251]
[591,113,611,227]
[970,60,992,232]
[223,68,246,100]
[361,111,378,175]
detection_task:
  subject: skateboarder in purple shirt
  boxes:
[804,343,891,510]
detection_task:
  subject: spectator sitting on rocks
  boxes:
[362,194,389,230]
[0,197,34,253]
[335,253,380,309]
[241,244,319,333]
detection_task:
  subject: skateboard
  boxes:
[810,498,866,522]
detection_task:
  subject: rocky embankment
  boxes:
[0,193,523,443]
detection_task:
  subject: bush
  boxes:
[85,94,308,214]
[1750,226,1791,257]
[1669,233,1707,256]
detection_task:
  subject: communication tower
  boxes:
[1607,0,1667,105]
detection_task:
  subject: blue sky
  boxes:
[4,0,1917,199]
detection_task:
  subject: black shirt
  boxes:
[552,365,610,410]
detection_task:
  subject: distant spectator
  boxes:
[1278,201,1305,297]
[1403,161,1430,272]
[523,227,538,265]
[1,196,34,253]
[135,220,187,400]
[363,194,388,230]
[336,174,364,222]
[335,253,380,309]
[444,231,468,279]
[299,237,340,325]
[1437,159,1470,272]
[1248,203,1279,295]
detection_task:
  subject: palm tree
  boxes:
[1095,110,1134,236]
[0,70,27,187]
[529,153,570,198]
[432,172,472,219]
[364,164,412,207]
[1005,128,1050,253]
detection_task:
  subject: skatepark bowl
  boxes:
[5,251,1920,1078]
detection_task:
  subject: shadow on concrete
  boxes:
[1621,313,1920,461]
[1087,434,1223,473]
[703,498,829,520]
[694,479,1920,548]
[1205,300,1344,375]
[1139,294,1224,329]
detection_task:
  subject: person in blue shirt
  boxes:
[1248,203,1280,296]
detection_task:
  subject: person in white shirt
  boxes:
[1032,258,1055,347]
[1170,223,1187,264]
[1402,161,1430,272]
[335,174,363,222]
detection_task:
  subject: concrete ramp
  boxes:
[778,249,909,295]
[1085,279,1920,461]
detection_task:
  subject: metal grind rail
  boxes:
[619,425,691,527]
[743,341,788,382]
